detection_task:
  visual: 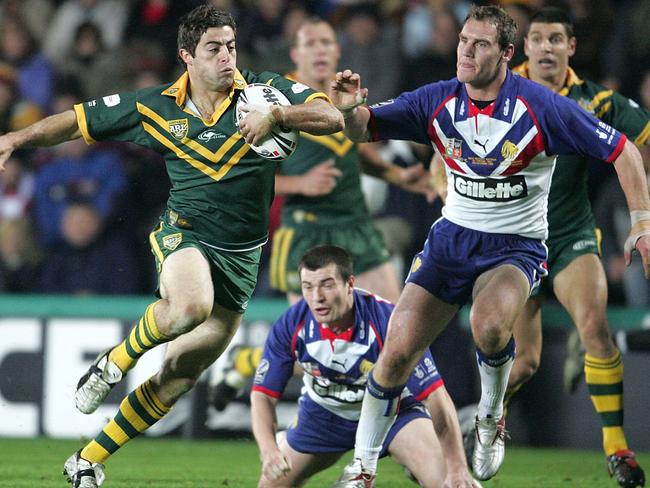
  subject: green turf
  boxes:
[0,437,644,487]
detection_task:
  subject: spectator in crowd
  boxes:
[402,7,461,92]
[38,202,137,294]
[0,155,33,221]
[124,0,198,74]
[0,63,43,134]
[43,0,129,66]
[57,21,130,100]
[238,0,288,70]
[0,0,53,44]
[32,136,127,247]
[337,3,401,105]
[0,16,55,112]
[0,217,41,293]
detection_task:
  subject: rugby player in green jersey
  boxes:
[209,17,436,412]
[0,6,344,487]
[508,7,649,487]
[271,17,436,306]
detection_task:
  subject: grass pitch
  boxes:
[0,437,644,487]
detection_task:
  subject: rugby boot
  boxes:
[608,449,646,487]
[332,458,376,488]
[472,416,507,481]
[208,345,249,411]
[63,451,105,488]
[75,349,123,414]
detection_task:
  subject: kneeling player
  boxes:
[250,245,477,488]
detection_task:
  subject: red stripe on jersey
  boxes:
[368,108,381,142]
[414,378,444,401]
[606,134,627,163]
[501,130,546,176]
[368,321,382,350]
[290,320,305,361]
[251,385,282,398]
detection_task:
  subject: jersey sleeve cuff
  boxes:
[367,107,381,142]
[305,92,332,104]
[251,385,282,398]
[414,378,444,401]
[606,133,627,163]
[73,103,95,145]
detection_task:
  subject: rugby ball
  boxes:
[235,83,298,161]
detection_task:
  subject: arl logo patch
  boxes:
[162,233,183,251]
[168,119,189,140]
[501,140,519,160]
[445,138,462,158]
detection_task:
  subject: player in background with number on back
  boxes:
[251,245,478,488]
[328,5,650,486]
[0,5,343,488]
[210,16,436,410]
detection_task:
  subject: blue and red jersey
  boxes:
[252,289,442,421]
[368,71,626,239]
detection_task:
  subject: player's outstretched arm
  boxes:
[329,69,370,142]
[250,391,291,481]
[612,140,650,277]
[0,110,81,170]
[424,387,476,488]
[239,98,343,146]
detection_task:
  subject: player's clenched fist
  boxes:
[262,450,291,481]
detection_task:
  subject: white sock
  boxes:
[476,336,516,420]
[615,330,628,354]
[354,372,403,473]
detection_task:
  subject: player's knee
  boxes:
[470,315,507,353]
[167,301,212,335]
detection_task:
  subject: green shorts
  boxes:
[149,220,261,313]
[534,226,602,297]
[269,219,390,293]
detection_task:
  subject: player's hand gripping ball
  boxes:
[235,83,298,161]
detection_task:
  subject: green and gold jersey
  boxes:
[74,69,327,251]
[514,63,650,240]
[279,73,369,227]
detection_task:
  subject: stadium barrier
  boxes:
[1,294,649,449]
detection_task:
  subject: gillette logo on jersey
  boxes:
[453,174,527,201]
[367,71,626,239]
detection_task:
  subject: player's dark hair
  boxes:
[528,7,574,38]
[465,5,517,51]
[298,245,353,282]
[177,6,236,66]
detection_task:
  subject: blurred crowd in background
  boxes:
[0,0,649,308]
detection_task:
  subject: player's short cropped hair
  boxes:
[465,5,517,51]
[298,245,353,283]
[528,7,574,38]
[291,16,334,47]
[177,6,236,65]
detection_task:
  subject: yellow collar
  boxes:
[513,61,583,96]
[160,70,247,125]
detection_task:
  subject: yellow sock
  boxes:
[503,384,522,416]
[584,351,627,455]
[233,346,263,377]
[108,302,168,373]
[80,379,170,464]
